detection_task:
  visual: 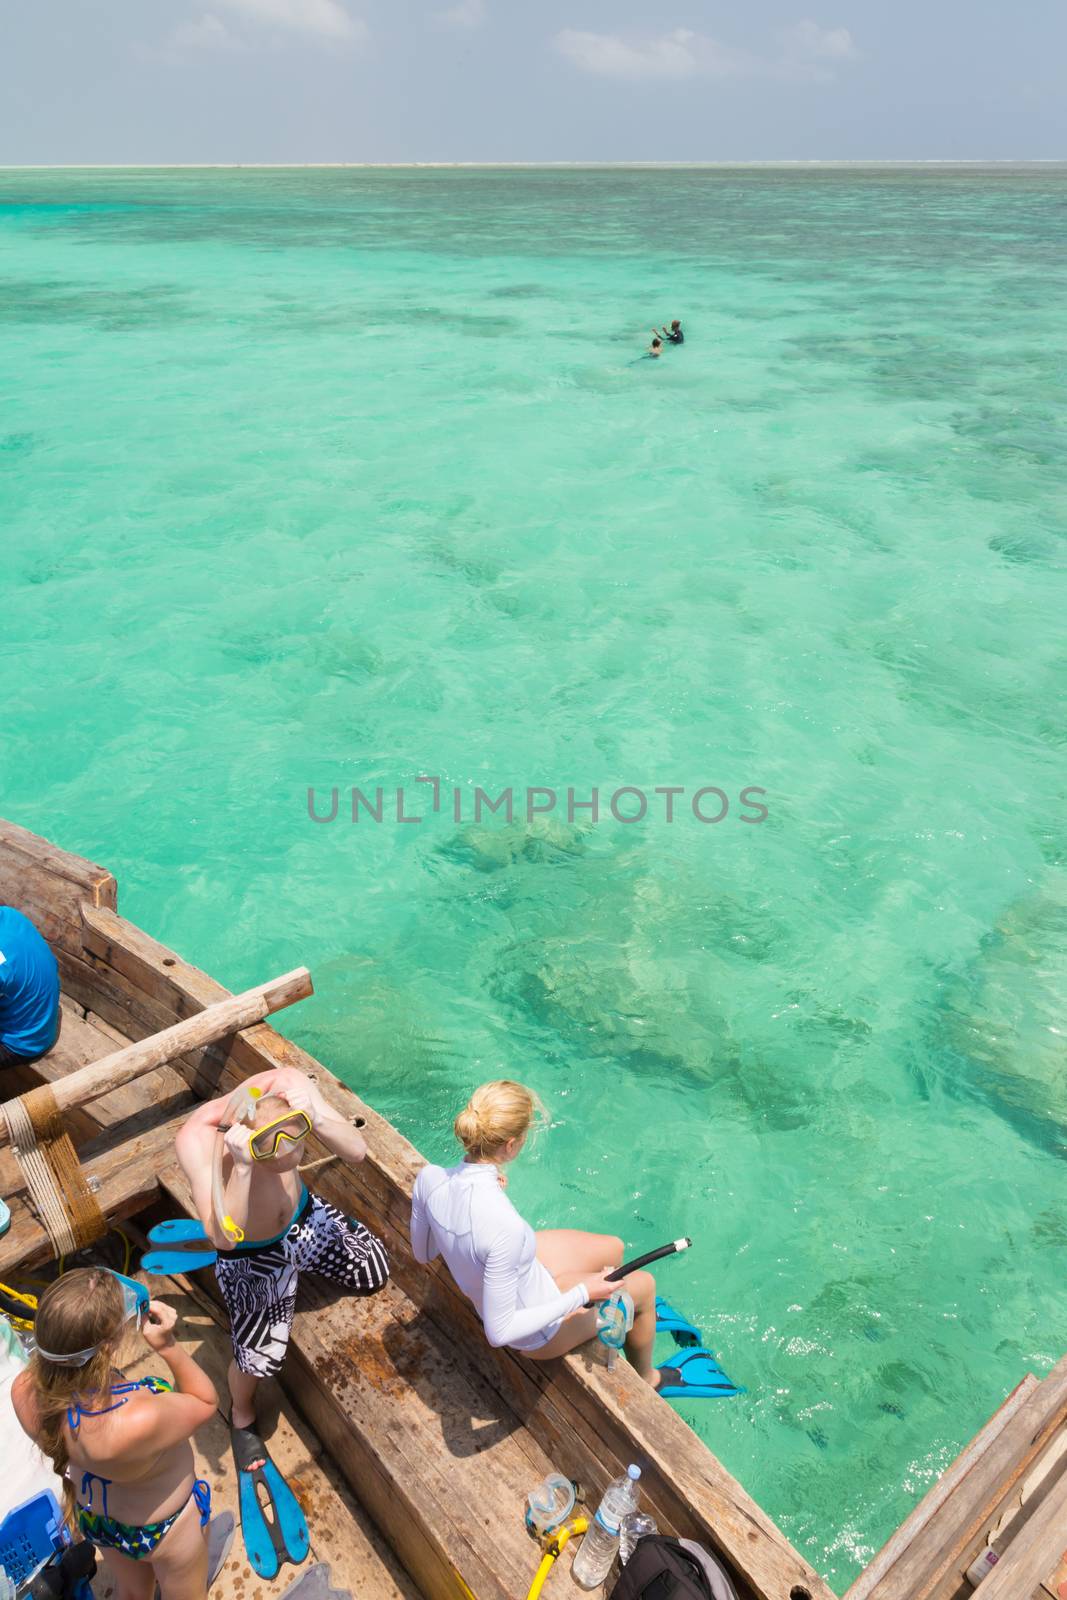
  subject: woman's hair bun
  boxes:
[454,1080,545,1159]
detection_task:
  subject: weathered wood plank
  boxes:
[0,824,116,973]
[933,1426,1067,1600]
[0,968,313,1147]
[54,944,272,1092]
[0,819,116,905]
[0,1000,193,1157]
[81,901,231,1017]
[1041,1540,1067,1599]
[977,1468,1067,1600]
[861,1357,1067,1600]
[845,1375,1041,1600]
[289,1276,558,1600]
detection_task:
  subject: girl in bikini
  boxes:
[11,1268,218,1600]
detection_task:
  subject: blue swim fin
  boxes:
[656,1347,744,1400]
[655,1295,701,1347]
[232,1426,310,1580]
[148,1218,211,1245]
[141,1245,219,1275]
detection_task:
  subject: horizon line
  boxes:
[2,159,1067,171]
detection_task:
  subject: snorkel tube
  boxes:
[609,1237,691,1280]
[213,1084,263,1245]
[523,1476,588,1600]
[584,1236,692,1308]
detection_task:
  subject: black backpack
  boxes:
[608,1535,740,1600]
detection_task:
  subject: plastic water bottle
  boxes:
[619,1510,658,1564]
[571,1464,641,1589]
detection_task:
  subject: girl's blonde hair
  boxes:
[28,1269,127,1524]
[253,1093,296,1127]
[454,1080,545,1160]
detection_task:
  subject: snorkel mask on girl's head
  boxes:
[249,1109,312,1161]
[35,1270,150,1368]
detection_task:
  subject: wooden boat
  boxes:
[6,817,1065,1600]
[0,817,832,1600]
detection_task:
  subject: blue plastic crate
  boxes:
[0,1490,69,1590]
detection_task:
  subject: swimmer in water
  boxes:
[647,336,663,358]
[659,319,684,345]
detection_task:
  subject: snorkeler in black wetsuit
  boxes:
[660,320,684,344]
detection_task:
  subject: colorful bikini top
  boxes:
[66,1373,173,1431]
[68,1376,174,1518]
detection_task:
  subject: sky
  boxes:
[1,0,1064,164]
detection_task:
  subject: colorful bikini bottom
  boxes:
[78,1478,211,1560]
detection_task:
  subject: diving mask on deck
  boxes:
[35,1270,150,1367]
[249,1109,313,1161]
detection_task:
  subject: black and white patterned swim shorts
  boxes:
[215,1188,389,1378]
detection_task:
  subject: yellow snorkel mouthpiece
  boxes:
[213,1085,264,1244]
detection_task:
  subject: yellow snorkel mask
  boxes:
[248,1109,313,1161]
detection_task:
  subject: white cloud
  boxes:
[554,28,705,81]
[438,0,486,27]
[149,12,249,59]
[215,0,365,41]
[781,19,857,61]
[552,20,857,84]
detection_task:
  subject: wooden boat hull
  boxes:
[0,817,833,1600]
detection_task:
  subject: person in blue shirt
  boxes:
[0,905,61,1067]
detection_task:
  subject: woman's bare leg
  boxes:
[536,1256,661,1387]
[535,1229,624,1279]
[613,1268,658,1384]
[94,1546,155,1600]
[151,1496,210,1600]
[525,1306,601,1361]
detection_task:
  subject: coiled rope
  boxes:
[2,1085,106,1258]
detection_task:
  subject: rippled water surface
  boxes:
[2,166,1066,1591]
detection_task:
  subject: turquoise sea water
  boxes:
[2,167,1066,1591]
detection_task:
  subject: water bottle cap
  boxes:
[628,1464,641,1480]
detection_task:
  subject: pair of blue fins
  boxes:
[654,1296,744,1400]
[142,1221,309,1580]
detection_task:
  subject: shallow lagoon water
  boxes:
[2,166,1066,1590]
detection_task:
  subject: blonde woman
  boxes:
[11,1269,217,1600]
[410,1080,663,1387]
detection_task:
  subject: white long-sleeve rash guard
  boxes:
[410,1161,588,1351]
